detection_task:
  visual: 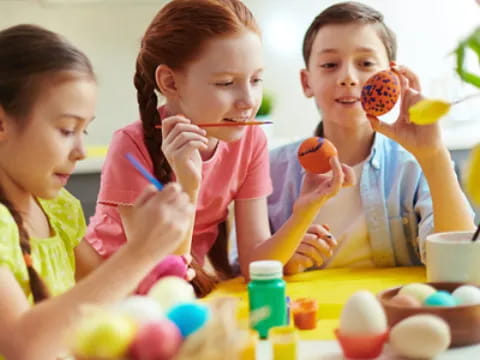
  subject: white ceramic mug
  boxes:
[426,231,480,284]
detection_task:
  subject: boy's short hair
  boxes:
[302,1,397,67]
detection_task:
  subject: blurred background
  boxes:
[0,0,479,219]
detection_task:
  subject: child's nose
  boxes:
[236,86,255,109]
[71,139,87,161]
[337,66,359,87]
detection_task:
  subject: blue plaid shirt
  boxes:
[268,131,472,267]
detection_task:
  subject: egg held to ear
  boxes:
[297,137,338,174]
[361,70,400,116]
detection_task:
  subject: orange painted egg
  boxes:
[297,137,337,174]
[361,70,400,116]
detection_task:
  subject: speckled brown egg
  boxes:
[361,70,400,116]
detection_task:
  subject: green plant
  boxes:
[256,91,274,117]
[455,23,480,208]
[455,27,480,87]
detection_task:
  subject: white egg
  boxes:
[452,285,480,305]
[398,283,436,303]
[390,314,451,358]
[114,295,164,323]
[339,290,387,335]
[147,276,195,311]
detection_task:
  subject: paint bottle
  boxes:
[248,260,287,338]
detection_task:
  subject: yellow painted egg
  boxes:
[409,99,451,125]
[465,144,480,206]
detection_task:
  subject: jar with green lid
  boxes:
[248,260,287,338]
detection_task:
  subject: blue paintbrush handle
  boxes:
[125,153,164,191]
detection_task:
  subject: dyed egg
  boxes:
[452,285,480,305]
[390,314,450,358]
[72,310,137,359]
[114,296,164,324]
[167,302,211,337]
[465,144,480,206]
[129,319,182,360]
[389,293,421,308]
[398,283,436,303]
[409,99,451,125]
[361,70,400,116]
[424,291,457,307]
[339,291,387,336]
[297,137,338,174]
[147,276,195,311]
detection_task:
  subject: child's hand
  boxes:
[284,224,337,275]
[294,156,355,212]
[367,65,445,161]
[161,114,208,191]
[127,183,194,260]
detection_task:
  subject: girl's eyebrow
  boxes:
[212,68,264,76]
[58,114,96,123]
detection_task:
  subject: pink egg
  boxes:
[129,319,182,360]
[390,294,422,308]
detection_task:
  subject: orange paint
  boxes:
[297,137,337,174]
[291,298,318,330]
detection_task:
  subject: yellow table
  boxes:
[206,267,426,340]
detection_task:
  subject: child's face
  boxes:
[0,75,96,199]
[172,30,264,142]
[301,23,390,128]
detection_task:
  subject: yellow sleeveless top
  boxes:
[0,188,86,301]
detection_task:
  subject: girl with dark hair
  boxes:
[0,24,192,359]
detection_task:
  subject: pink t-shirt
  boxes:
[85,118,272,267]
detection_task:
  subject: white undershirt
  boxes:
[313,161,374,268]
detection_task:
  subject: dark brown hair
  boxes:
[134,0,259,297]
[0,24,94,302]
[302,1,397,67]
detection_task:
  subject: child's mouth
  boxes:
[223,118,248,123]
[336,97,360,105]
[55,173,70,185]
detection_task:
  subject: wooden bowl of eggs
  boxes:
[378,282,480,347]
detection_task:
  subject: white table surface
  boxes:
[257,340,480,359]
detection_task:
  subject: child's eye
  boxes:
[83,129,89,136]
[360,60,376,67]
[320,63,337,69]
[60,129,74,136]
[215,81,234,86]
[252,77,263,84]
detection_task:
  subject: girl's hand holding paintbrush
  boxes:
[125,182,194,260]
[160,114,208,197]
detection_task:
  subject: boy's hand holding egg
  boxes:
[297,137,337,174]
[361,70,400,116]
[295,137,355,210]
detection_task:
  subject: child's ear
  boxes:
[300,69,314,98]
[155,64,179,98]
